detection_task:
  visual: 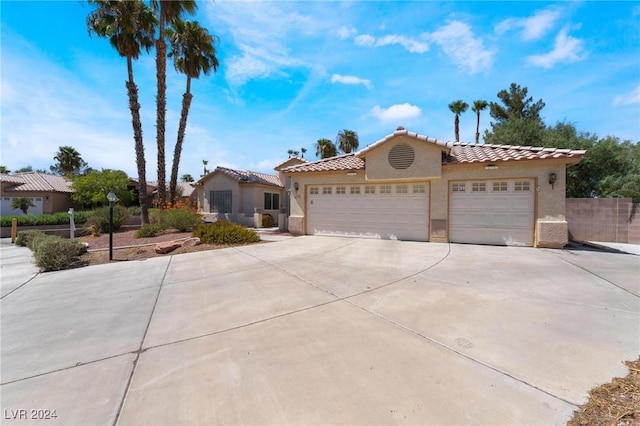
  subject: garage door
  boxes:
[1,196,44,216]
[307,183,429,241]
[449,179,534,246]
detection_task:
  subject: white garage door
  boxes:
[449,179,534,246]
[1,197,44,216]
[307,183,429,241]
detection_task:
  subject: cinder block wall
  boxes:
[566,198,639,243]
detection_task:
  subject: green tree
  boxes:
[301,147,307,158]
[151,0,197,205]
[71,169,134,208]
[448,100,468,142]
[166,19,219,202]
[336,129,359,153]
[0,166,10,174]
[471,100,488,144]
[11,197,35,215]
[50,146,88,176]
[87,0,156,224]
[181,173,194,182]
[315,138,338,159]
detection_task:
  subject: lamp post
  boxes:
[107,192,119,261]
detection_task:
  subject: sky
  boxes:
[1,1,639,181]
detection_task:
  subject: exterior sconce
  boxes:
[294,182,299,192]
[548,172,557,189]
[484,164,498,170]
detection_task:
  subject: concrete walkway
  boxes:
[1,237,638,425]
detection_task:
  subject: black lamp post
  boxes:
[107,191,119,261]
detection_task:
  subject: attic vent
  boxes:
[388,143,415,170]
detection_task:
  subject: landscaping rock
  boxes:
[155,241,182,254]
[181,237,201,248]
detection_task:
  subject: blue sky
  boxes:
[1,1,639,180]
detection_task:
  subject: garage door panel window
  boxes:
[309,187,319,195]
[472,182,486,192]
[336,187,346,195]
[365,186,376,194]
[396,185,408,194]
[380,185,392,194]
[413,184,426,194]
[350,186,360,195]
[515,181,531,191]
[492,182,508,192]
[322,187,332,195]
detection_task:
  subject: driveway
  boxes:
[1,237,638,425]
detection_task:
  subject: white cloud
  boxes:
[370,103,422,123]
[330,74,372,90]
[527,27,586,68]
[355,33,429,54]
[427,21,494,74]
[495,7,562,41]
[613,84,640,106]
[336,25,356,40]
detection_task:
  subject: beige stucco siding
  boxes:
[363,135,444,181]
[197,174,241,214]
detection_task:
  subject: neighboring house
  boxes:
[0,172,78,215]
[283,127,586,248]
[145,181,198,208]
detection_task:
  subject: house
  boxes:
[0,172,79,216]
[282,127,586,248]
[193,162,305,227]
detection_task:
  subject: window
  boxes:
[380,185,392,194]
[413,184,426,194]
[396,185,408,194]
[472,182,486,192]
[322,186,332,195]
[350,186,360,195]
[365,185,376,194]
[310,187,319,195]
[452,183,466,192]
[515,181,531,192]
[493,182,508,192]
[211,190,232,213]
[336,186,346,194]
[264,192,280,210]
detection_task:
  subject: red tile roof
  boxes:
[448,143,587,164]
[215,167,283,187]
[284,153,365,173]
[1,172,74,193]
[357,128,448,156]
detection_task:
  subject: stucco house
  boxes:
[0,172,78,215]
[282,127,586,248]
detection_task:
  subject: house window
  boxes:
[310,187,319,195]
[350,186,360,195]
[210,190,232,213]
[413,184,426,194]
[380,185,391,194]
[264,192,280,210]
[515,181,531,192]
[365,185,376,194]
[336,186,346,194]
[493,182,508,192]
[452,183,466,192]
[322,187,332,195]
[472,182,486,192]
[396,185,408,194]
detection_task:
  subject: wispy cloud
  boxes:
[370,103,422,123]
[354,33,429,54]
[336,25,357,40]
[427,21,494,74]
[330,74,372,90]
[495,7,562,41]
[527,27,586,68]
[613,84,640,106]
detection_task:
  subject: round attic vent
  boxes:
[388,143,415,170]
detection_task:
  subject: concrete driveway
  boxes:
[1,237,638,425]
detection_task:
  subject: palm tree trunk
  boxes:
[126,57,149,225]
[156,17,167,206]
[169,78,193,202]
[454,115,460,142]
[475,111,481,144]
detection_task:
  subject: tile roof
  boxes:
[176,181,196,197]
[283,153,365,173]
[357,127,448,156]
[447,143,587,164]
[216,167,283,187]
[1,172,74,193]
[273,156,309,170]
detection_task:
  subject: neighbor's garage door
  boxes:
[307,183,429,241]
[449,179,534,246]
[1,196,44,216]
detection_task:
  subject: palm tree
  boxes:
[50,146,88,176]
[0,166,11,174]
[151,0,197,205]
[202,159,209,177]
[87,0,156,224]
[336,129,359,153]
[166,19,218,202]
[301,147,307,158]
[181,173,194,182]
[448,100,469,142]
[11,197,35,215]
[315,138,338,159]
[471,100,488,144]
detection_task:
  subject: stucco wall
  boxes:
[364,135,443,181]
[197,174,240,214]
[0,190,76,214]
[566,198,639,244]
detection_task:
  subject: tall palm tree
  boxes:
[87,0,156,224]
[50,146,88,176]
[448,100,469,142]
[471,100,488,144]
[300,147,307,158]
[151,0,197,205]
[315,138,338,159]
[336,129,359,154]
[166,19,218,202]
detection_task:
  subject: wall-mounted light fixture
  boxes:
[347,171,357,176]
[548,172,557,189]
[294,182,299,192]
[484,164,498,170]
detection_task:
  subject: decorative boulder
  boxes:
[181,237,201,248]
[155,241,182,254]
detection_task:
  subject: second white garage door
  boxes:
[307,183,429,241]
[449,179,535,246]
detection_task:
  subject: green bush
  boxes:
[32,237,84,271]
[85,205,130,232]
[193,221,260,245]
[15,230,46,247]
[150,207,201,232]
[0,211,93,227]
[135,223,164,238]
[128,206,142,216]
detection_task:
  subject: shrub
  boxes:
[32,237,84,271]
[193,221,260,245]
[150,206,200,232]
[128,205,142,216]
[0,211,93,227]
[135,223,164,238]
[15,230,45,247]
[85,205,130,232]
[262,214,275,228]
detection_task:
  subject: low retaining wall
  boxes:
[1,216,142,239]
[567,198,639,244]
